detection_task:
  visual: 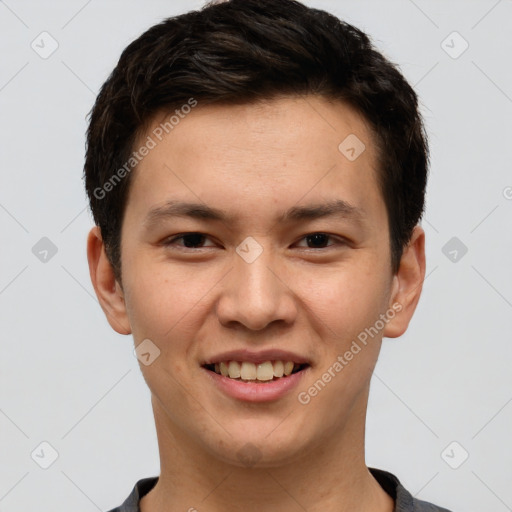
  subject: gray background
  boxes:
[1,0,511,510]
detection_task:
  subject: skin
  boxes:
[87,95,425,512]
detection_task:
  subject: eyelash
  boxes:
[163,232,347,251]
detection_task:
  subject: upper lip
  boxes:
[202,349,310,366]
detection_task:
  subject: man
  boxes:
[84,0,452,510]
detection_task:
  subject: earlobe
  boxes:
[86,226,132,335]
[383,225,426,339]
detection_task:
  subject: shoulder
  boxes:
[105,476,159,512]
[369,467,454,512]
[413,497,453,512]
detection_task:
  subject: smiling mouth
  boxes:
[203,361,309,382]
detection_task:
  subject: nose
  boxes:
[215,243,297,332]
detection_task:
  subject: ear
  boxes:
[87,226,131,335]
[383,225,426,338]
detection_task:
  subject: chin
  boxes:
[214,443,303,469]
[205,422,313,469]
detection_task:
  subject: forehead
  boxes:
[126,95,385,230]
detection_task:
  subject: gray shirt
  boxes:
[106,467,453,511]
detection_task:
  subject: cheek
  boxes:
[123,262,218,382]
[298,263,390,339]
[298,271,387,420]
[124,262,198,339]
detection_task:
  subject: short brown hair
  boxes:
[84,0,429,283]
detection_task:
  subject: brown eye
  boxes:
[164,233,215,249]
[305,233,330,248]
[296,233,343,249]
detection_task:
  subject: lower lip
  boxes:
[203,367,309,402]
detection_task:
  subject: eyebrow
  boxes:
[143,199,366,228]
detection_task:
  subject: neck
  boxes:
[141,390,394,512]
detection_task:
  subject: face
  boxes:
[90,95,424,467]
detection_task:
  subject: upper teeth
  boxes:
[213,361,299,381]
